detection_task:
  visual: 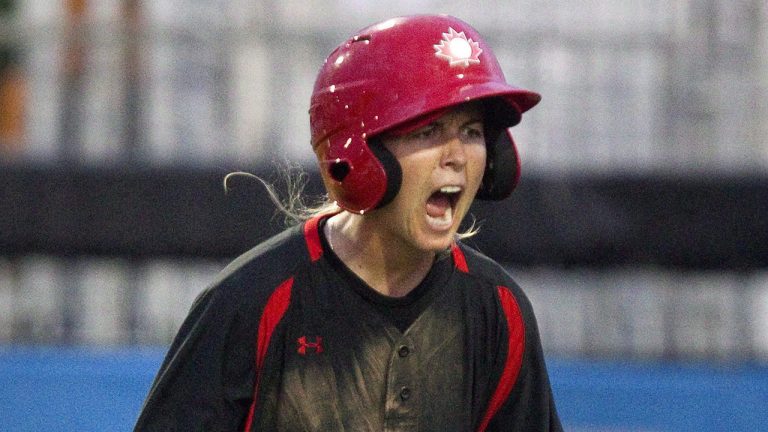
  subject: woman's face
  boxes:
[370,103,487,254]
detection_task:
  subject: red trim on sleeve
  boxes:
[451,243,469,273]
[477,286,526,432]
[243,277,294,432]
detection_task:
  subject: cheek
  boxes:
[469,145,487,183]
[396,150,436,185]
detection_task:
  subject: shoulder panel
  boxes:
[452,241,517,287]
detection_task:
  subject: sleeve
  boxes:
[489,285,563,432]
[133,283,259,432]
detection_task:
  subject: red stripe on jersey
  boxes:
[451,243,469,273]
[243,277,294,432]
[304,215,324,262]
[477,286,525,432]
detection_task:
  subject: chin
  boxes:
[415,231,457,254]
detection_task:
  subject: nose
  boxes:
[441,134,467,170]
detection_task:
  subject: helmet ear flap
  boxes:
[477,128,520,200]
[367,137,402,209]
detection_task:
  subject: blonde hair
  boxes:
[223,166,480,239]
[223,165,338,226]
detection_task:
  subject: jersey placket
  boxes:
[383,333,419,431]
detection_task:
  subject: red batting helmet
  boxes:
[309,14,540,213]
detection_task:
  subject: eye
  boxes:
[407,124,440,141]
[462,122,485,140]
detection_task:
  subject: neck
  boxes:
[325,212,436,298]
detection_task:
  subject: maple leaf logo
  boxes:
[434,27,483,67]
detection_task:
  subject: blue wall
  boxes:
[1,347,766,431]
[0,347,161,431]
[550,357,768,431]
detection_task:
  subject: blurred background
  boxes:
[1,0,767,430]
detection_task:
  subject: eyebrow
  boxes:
[418,116,482,130]
[405,111,483,134]
[460,117,484,127]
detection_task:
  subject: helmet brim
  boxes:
[373,82,541,139]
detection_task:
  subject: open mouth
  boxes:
[425,185,462,230]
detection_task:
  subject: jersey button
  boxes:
[400,386,412,401]
[398,345,410,357]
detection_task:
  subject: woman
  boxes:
[135,14,562,431]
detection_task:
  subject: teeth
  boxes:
[440,186,461,194]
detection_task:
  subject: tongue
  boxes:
[426,193,451,217]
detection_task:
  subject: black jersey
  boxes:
[134,214,562,431]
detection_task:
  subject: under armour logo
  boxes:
[297,336,324,355]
